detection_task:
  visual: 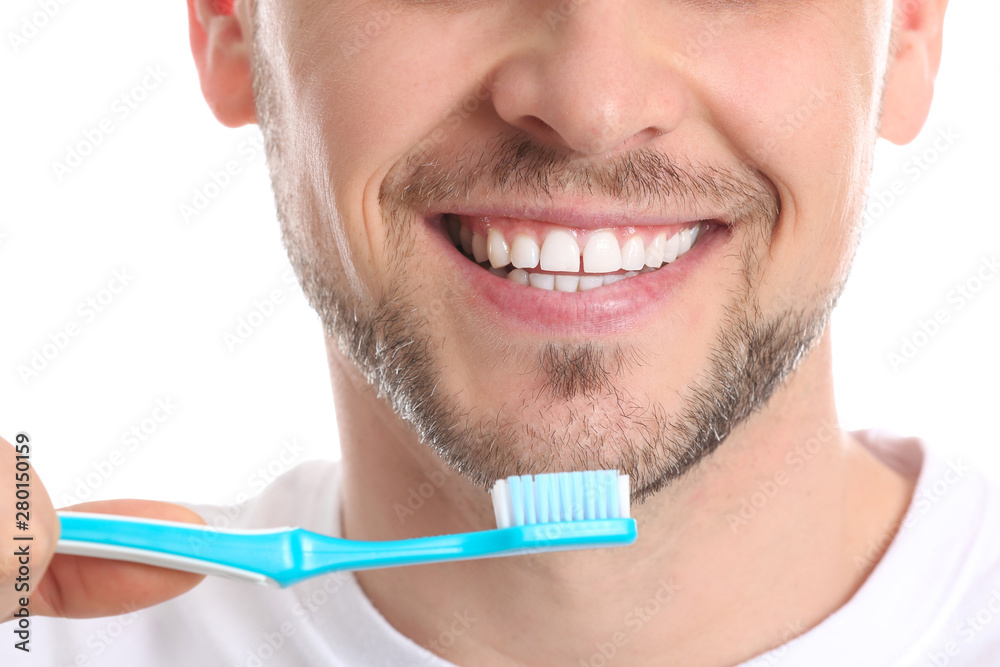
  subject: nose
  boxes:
[489,2,688,158]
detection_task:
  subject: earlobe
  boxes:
[879,34,934,145]
[878,0,948,145]
[186,0,257,128]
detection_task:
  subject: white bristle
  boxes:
[489,470,631,529]
[490,479,512,530]
[618,474,631,521]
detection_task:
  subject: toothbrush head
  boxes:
[490,470,631,529]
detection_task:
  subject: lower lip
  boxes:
[425,217,724,337]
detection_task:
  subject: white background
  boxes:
[1,1,997,508]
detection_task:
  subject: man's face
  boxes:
[250,1,892,499]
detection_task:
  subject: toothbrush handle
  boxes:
[56,511,305,585]
[293,519,637,581]
[56,511,488,586]
[57,511,637,588]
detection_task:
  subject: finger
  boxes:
[0,434,60,621]
[33,500,207,619]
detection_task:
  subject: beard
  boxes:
[273,139,837,503]
[252,43,841,505]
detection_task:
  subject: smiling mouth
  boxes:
[441,213,713,293]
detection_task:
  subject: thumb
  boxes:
[35,500,207,619]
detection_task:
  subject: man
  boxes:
[5,0,997,665]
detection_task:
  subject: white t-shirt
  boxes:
[9,429,1000,666]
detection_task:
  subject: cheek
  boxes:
[284,5,503,284]
[693,17,880,294]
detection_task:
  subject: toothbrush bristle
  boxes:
[490,470,631,529]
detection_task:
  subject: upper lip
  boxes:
[421,199,727,230]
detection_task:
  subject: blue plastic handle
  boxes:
[57,512,637,587]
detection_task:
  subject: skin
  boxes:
[1,0,948,665]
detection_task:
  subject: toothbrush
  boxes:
[55,470,637,588]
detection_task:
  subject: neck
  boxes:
[329,331,915,667]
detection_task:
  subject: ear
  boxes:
[879,0,949,145]
[186,0,256,127]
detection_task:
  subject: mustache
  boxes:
[378,132,780,235]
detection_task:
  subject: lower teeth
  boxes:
[491,266,650,292]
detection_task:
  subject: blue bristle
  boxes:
[536,474,551,524]
[559,474,573,522]
[521,474,537,524]
[509,475,525,526]
[604,471,616,519]
[571,472,585,521]
[549,476,561,521]
[595,471,607,519]
[583,470,597,519]
[491,470,627,529]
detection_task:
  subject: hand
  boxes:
[1,434,206,620]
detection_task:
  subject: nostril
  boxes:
[516,115,564,147]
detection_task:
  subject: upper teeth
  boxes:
[487,228,510,268]
[511,234,541,269]
[540,230,581,272]
[449,218,704,291]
